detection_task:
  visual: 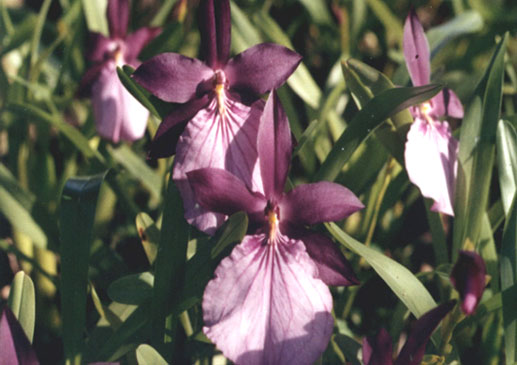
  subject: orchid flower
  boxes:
[132,0,302,234]
[187,92,363,364]
[363,301,455,365]
[0,306,39,365]
[79,0,160,143]
[403,9,464,216]
[450,250,486,315]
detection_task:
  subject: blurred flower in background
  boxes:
[450,250,487,315]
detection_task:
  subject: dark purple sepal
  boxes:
[86,32,112,62]
[132,53,214,103]
[257,91,292,199]
[187,168,266,216]
[450,251,486,315]
[224,43,302,95]
[280,181,364,226]
[124,27,162,62]
[0,306,39,365]
[107,0,129,38]
[363,328,394,365]
[294,230,359,286]
[198,0,218,68]
[148,95,211,159]
[394,300,455,365]
[214,0,231,66]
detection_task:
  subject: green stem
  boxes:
[424,199,449,265]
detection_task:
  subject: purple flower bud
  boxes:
[450,250,486,315]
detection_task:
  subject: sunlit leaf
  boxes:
[496,118,517,216]
[81,0,108,36]
[136,344,168,365]
[7,272,35,343]
[136,212,159,266]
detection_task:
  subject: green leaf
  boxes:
[365,0,402,46]
[313,84,442,182]
[107,272,154,305]
[496,118,517,216]
[0,14,37,57]
[325,222,436,318]
[501,193,517,364]
[5,102,105,163]
[454,33,507,259]
[135,213,159,265]
[0,186,47,248]
[426,10,484,57]
[211,211,248,259]
[297,0,332,24]
[252,11,322,109]
[136,344,168,365]
[150,180,189,360]
[117,66,162,119]
[108,144,163,200]
[60,171,108,364]
[81,0,108,36]
[7,271,35,343]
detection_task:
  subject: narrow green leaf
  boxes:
[501,193,517,364]
[365,0,402,45]
[427,10,484,57]
[297,0,332,24]
[0,14,37,57]
[150,180,189,360]
[108,144,163,200]
[117,66,161,119]
[230,1,262,53]
[313,84,442,182]
[136,213,159,265]
[5,102,105,163]
[0,186,46,248]
[81,0,108,36]
[150,0,178,27]
[7,271,35,342]
[211,211,248,259]
[107,272,154,305]
[136,344,168,365]
[496,119,517,216]
[325,222,436,317]
[60,171,108,364]
[454,33,507,259]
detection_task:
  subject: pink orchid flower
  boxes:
[363,301,455,365]
[79,0,160,143]
[0,305,39,365]
[187,92,362,364]
[403,9,464,216]
[450,250,486,315]
[132,0,302,234]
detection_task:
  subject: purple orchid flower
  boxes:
[0,306,39,365]
[187,91,363,364]
[79,0,161,143]
[450,250,486,315]
[363,301,455,365]
[132,0,302,234]
[403,9,464,216]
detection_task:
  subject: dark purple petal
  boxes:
[198,0,218,68]
[280,181,364,226]
[86,32,113,62]
[257,91,292,199]
[107,0,129,38]
[0,306,39,365]
[224,43,302,95]
[403,9,430,86]
[123,27,162,62]
[203,233,333,365]
[431,88,464,119]
[148,95,211,159]
[173,95,265,234]
[363,328,393,365]
[187,168,266,216]
[77,60,109,97]
[297,231,359,286]
[132,53,214,103]
[450,251,486,315]
[395,301,455,365]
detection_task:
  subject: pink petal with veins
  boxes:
[404,117,458,216]
[91,61,149,143]
[173,94,264,234]
[203,233,333,365]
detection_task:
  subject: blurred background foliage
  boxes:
[1,0,517,363]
